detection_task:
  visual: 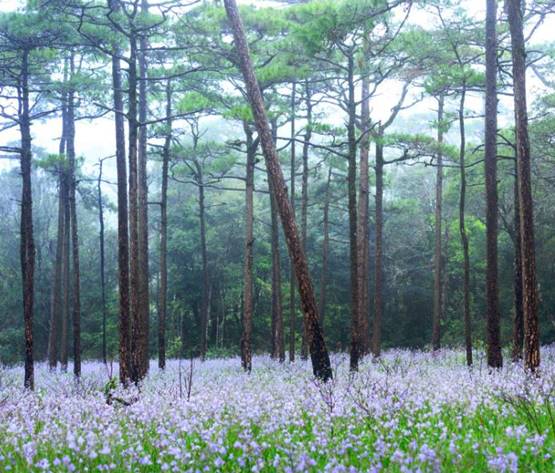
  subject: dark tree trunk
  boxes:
[432,94,444,351]
[372,128,384,358]
[109,0,131,383]
[19,50,35,390]
[159,80,172,370]
[67,54,81,378]
[485,0,502,368]
[241,123,255,372]
[319,167,332,327]
[225,0,332,381]
[512,156,524,361]
[197,161,210,361]
[270,120,284,362]
[357,71,370,356]
[347,52,360,371]
[289,82,296,363]
[60,176,70,372]
[300,80,311,361]
[506,0,539,371]
[136,0,150,379]
[458,86,473,367]
[98,159,107,365]
[128,32,141,383]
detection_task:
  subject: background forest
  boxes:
[0,0,554,374]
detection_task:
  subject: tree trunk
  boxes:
[159,80,171,370]
[300,80,311,360]
[512,156,524,361]
[357,70,370,356]
[432,94,444,351]
[319,167,332,328]
[136,0,150,379]
[241,122,255,372]
[60,176,70,372]
[506,0,539,371]
[98,159,107,365]
[372,128,384,358]
[198,162,210,361]
[225,0,332,381]
[289,82,296,363]
[347,52,360,371]
[458,86,473,367]
[67,53,81,378]
[109,0,131,383]
[270,120,284,362]
[485,0,502,368]
[19,50,35,390]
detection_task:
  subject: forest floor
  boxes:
[0,349,554,472]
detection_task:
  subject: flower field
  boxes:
[1,348,555,472]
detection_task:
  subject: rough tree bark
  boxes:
[241,122,255,372]
[158,80,172,370]
[372,127,384,358]
[485,0,502,368]
[506,0,540,371]
[289,82,296,363]
[357,70,370,356]
[512,156,524,361]
[224,0,332,381]
[432,94,444,351]
[19,50,35,390]
[109,0,131,384]
[458,85,473,367]
[347,51,360,371]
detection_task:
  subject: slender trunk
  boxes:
[66,53,81,378]
[19,50,35,390]
[485,0,502,368]
[347,52,360,371]
[47,94,67,370]
[512,156,524,361]
[98,159,107,365]
[137,0,150,379]
[198,164,209,361]
[109,0,131,383]
[506,0,539,371]
[300,80,311,360]
[128,32,141,383]
[459,86,473,367]
[241,123,255,372]
[60,175,70,372]
[289,82,296,363]
[159,80,171,370]
[372,129,384,358]
[319,167,332,327]
[432,94,444,351]
[357,70,370,356]
[270,120,284,362]
[225,0,332,380]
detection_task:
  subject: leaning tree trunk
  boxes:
[300,80,311,360]
[347,52,360,372]
[372,128,384,358]
[109,0,131,383]
[19,50,35,390]
[224,0,332,381]
[458,86,473,367]
[512,155,524,361]
[485,0,502,369]
[158,80,172,370]
[241,123,255,372]
[66,53,81,378]
[432,94,444,351]
[289,82,296,363]
[137,0,150,379]
[357,70,370,356]
[506,0,539,371]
